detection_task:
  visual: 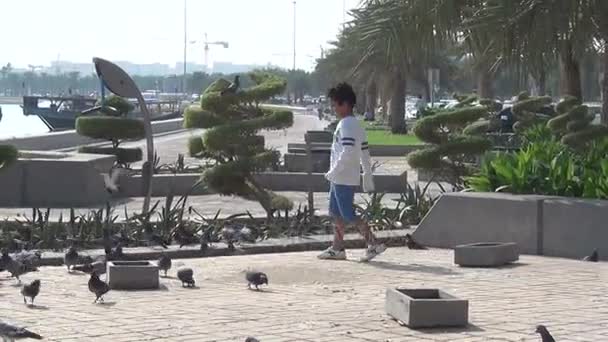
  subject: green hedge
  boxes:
[79,146,143,164]
[101,95,134,115]
[76,116,145,141]
[0,144,18,169]
[183,106,224,129]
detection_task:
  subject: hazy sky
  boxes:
[0,0,360,71]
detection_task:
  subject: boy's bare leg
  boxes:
[355,219,376,246]
[333,218,346,251]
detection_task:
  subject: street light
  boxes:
[92,57,155,215]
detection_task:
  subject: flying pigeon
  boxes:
[221,75,240,96]
[21,279,41,305]
[64,245,79,272]
[405,234,427,250]
[177,267,195,288]
[88,271,110,303]
[246,271,268,291]
[583,249,599,262]
[158,254,172,277]
[0,321,43,340]
[535,325,556,342]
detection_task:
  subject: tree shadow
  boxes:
[366,261,459,275]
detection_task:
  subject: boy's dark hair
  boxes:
[328,82,356,107]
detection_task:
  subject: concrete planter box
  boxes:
[284,151,330,173]
[454,242,519,267]
[305,130,333,143]
[107,261,159,290]
[287,142,425,157]
[385,288,468,328]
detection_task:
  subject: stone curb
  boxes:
[35,229,411,267]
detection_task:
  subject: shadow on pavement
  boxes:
[366,260,459,275]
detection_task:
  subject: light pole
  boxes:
[183,0,188,95]
[93,57,155,215]
[293,1,297,71]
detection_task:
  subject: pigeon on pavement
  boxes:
[158,254,172,277]
[0,321,43,340]
[246,271,268,291]
[405,234,427,250]
[535,325,556,342]
[21,279,41,305]
[583,249,599,262]
[88,271,110,304]
[64,245,79,272]
[177,268,195,287]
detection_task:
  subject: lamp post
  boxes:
[93,57,154,215]
[292,0,297,71]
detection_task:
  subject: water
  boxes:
[0,104,49,139]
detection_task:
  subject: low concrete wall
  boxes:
[120,172,408,197]
[0,151,114,207]
[1,118,185,151]
[413,192,608,260]
[413,192,545,255]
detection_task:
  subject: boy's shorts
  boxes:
[329,183,357,223]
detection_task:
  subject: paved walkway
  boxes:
[1,248,607,341]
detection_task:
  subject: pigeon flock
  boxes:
[0,238,601,341]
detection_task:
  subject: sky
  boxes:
[0,0,360,71]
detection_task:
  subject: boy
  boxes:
[318,83,386,262]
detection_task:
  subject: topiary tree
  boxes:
[184,72,294,218]
[547,96,608,148]
[76,96,145,165]
[407,96,492,189]
[511,92,554,132]
[0,110,18,171]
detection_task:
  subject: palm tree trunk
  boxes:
[476,70,494,99]
[365,81,377,119]
[602,51,608,124]
[559,43,583,100]
[389,73,406,134]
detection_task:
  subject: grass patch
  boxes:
[366,130,422,145]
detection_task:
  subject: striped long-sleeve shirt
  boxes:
[325,115,374,186]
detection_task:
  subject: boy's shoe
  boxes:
[359,244,387,262]
[317,247,347,260]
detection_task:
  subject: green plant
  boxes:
[184,72,294,219]
[0,144,18,170]
[407,96,492,189]
[511,92,554,132]
[547,96,608,148]
[100,95,135,116]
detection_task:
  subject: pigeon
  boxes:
[103,167,123,194]
[535,325,556,342]
[405,234,427,250]
[73,260,106,275]
[245,338,260,342]
[246,271,268,291]
[105,242,124,261]
[144,225,169,249]
[158,254,172,277]
[177,267,195,287]
[221,226,238,251]
[0,321,43,340]
[221,75,240,96]
[64,245,79,272]
[3,255,30,284]
[583,249,599,262]
[12,250,42,272]
[21,279,41,305]
[173,227,198,248]
[88,271,110,303]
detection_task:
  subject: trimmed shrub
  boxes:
[100,95,135,115]
[76,116,145,141]
[0,144,18,169]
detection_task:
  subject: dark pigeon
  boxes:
[405,234,427,250]
[245,338,260,342]
[0,321,43,340]
[177,268,195,288]
[583,249,599,262]
[64,246,79,272]
[88,271,110,303]
[158,254,172,277]
[221,75,240,96]
[144,225,168,249]
[21,279,41,305]
[535,325,556,342]
[246,271,268,291]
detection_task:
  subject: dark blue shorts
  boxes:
[329,183,357,223]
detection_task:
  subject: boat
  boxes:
[22,95,183,131]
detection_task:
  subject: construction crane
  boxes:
[190,33,229,70]
[27,64,44,73]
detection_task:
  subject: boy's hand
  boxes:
[362,173,375,193]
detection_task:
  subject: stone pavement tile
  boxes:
[2,248,608,341]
